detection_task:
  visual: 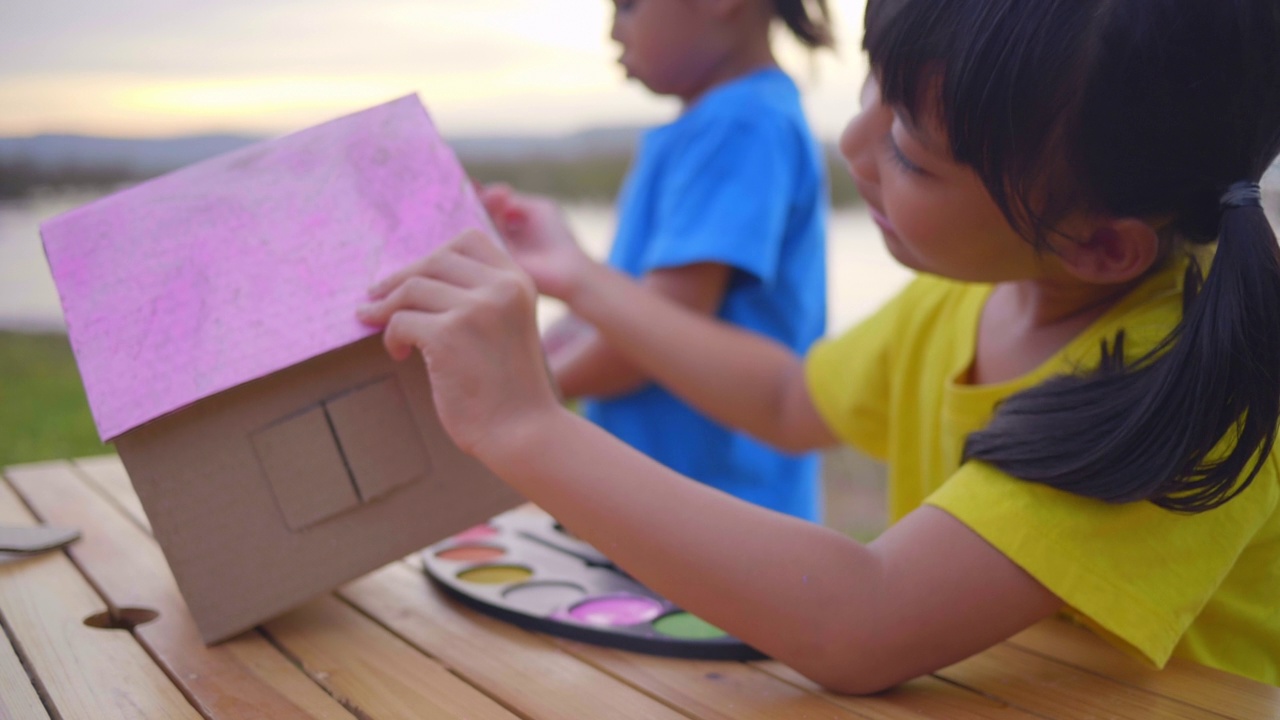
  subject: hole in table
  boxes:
[83,607,159,631]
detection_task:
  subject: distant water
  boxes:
[0,190,104,332]
[0,192,913,337]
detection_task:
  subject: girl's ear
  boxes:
[1058,218,1162,284]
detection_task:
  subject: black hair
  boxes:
[775,0,836,49]
[864,0,1280,511]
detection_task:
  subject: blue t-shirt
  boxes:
[583,67,828,521]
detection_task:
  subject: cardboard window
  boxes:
[324,376,431,502]
[252,406,360,530]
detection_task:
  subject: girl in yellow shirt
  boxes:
[358,0,1280,690]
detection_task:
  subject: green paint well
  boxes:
[653,612,728,640]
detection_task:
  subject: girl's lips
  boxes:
[869,206,896,235]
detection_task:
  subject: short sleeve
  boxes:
[926,459,1280,667]
[641,116,797,284]
[804,278,937,459]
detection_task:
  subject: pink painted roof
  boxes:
[42,95,491,440]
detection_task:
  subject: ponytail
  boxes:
[774,0,835,49]
[965,185,1280,511]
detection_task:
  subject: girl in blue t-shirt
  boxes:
[480,0,834,521]
[360,0,1280,692]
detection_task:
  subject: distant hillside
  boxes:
[0,134,261,176]
[0,130,641,199]
[451,126,644,162]
[0,129,859,205]
[0,128,641,175]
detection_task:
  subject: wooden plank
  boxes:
[8,460,355,720]
[0,468,201,720]
[73,454,528,720]
[1009,619,1279,720]
[39,454,1276,720]
[340,559,696,720]
[547,635,889,720]
[263,595,523,720]
[0,609,51,720]
[756,661,1043,719]
[72,454,529,719]
[73,455,149,533]
[937,641,1234,720]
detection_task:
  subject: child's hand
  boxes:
[357,229,561,462]
[479,183,594,302]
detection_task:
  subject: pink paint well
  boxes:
[452,524,499,541]
[435,544,505,563]
[565,595,665,627]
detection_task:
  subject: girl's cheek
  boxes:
[884,184,936,242]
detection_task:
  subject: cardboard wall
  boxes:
[115,336,525,643]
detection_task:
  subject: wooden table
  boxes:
[2,456,1276,720]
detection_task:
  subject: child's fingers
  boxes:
[418,242,503,290]
[479,182,513,200]
[498,206,528,236]
[360,234,520,325]
[356,275,462,326]
[368,256,432,299]
[477,184,533,236]
[368,230,501,299]
[447,229,532,279]
[478,183,513,216]
[382,310,435,362]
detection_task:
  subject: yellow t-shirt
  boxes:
[805,259,1280,685]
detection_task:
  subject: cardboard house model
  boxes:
[41,95,525,644]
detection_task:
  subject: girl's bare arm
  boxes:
[358,231,1061,693]
[562,259,836,453]
[484,406,1062,694]
[549,262,731,400]
[482,184,835,452]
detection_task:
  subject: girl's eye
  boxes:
[885,135,926,175]
[615,0,637,12]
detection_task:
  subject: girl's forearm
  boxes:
[549,333,648,399]
[482,407,886,687]
[563,262,814,449]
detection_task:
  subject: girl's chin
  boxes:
[879,231,921,271]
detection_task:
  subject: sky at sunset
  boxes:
[0,0,869,141]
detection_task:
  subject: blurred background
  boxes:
[2,0,1277,537]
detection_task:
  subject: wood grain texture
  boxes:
[1008,619,1279,720]
[549,635,885,720]
[0,467,200,720]
[264,596,522,720]
[73,455,149,532]
[9,459,355,720]
[0,609,50,720]
[341,559,693,720]
[73,454,522,720]
[937,642,1233,720]
[6,455,1277,720]
[757,661,1044,719]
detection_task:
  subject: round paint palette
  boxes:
[422,506,766,660]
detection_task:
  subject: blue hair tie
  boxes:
[1220,181,1262,209]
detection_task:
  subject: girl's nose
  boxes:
[840,106,885,189]
[840,75,890,189]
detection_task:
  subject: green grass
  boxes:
[0,331,108,468]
